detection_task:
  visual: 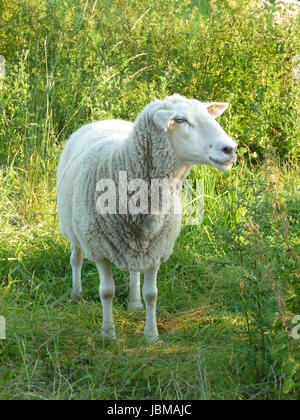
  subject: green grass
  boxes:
[0,161,299,400]
[0,0,299,400]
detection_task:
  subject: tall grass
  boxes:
[0,0,299,164]
[0,0,299,400]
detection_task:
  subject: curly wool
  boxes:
[57,98,192,271]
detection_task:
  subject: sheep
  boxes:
[57,94,237,343]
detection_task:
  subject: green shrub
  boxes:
[0,0,299,164]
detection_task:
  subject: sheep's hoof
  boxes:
[71,289,82,300]
[144,334,160,344]
[128,301,144,311]
[101,326,116,341]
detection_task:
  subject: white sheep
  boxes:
[57,94,237,343]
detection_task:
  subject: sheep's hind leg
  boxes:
[128,271,143,310]
[97,260,116,340]
[143,266,160,343]
[70,244,83,300]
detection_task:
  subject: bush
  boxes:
[0,0,299,165]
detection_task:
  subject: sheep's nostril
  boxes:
[222,146,234,156]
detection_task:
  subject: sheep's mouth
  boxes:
[209,157,235,165]
[209,157,236,170]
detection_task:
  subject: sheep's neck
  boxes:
[128,127,191,184]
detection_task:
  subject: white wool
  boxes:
[57,111,185,272]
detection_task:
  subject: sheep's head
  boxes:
[152,94,237,171]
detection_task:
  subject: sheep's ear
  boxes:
[204,102,229,119]
[153,109,176,132]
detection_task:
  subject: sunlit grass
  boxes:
[0,160,299,400]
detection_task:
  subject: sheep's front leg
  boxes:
[97,260,116,340]
[70,244,83,300]
[143,266,160,343]
[128,271,143,310]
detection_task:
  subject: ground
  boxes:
[0,161,299,400]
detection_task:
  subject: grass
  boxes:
[0,0,299,401]
[0,160,299,400]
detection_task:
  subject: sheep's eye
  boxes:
[175,117,187,124]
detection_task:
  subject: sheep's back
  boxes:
[57,120,133,184]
